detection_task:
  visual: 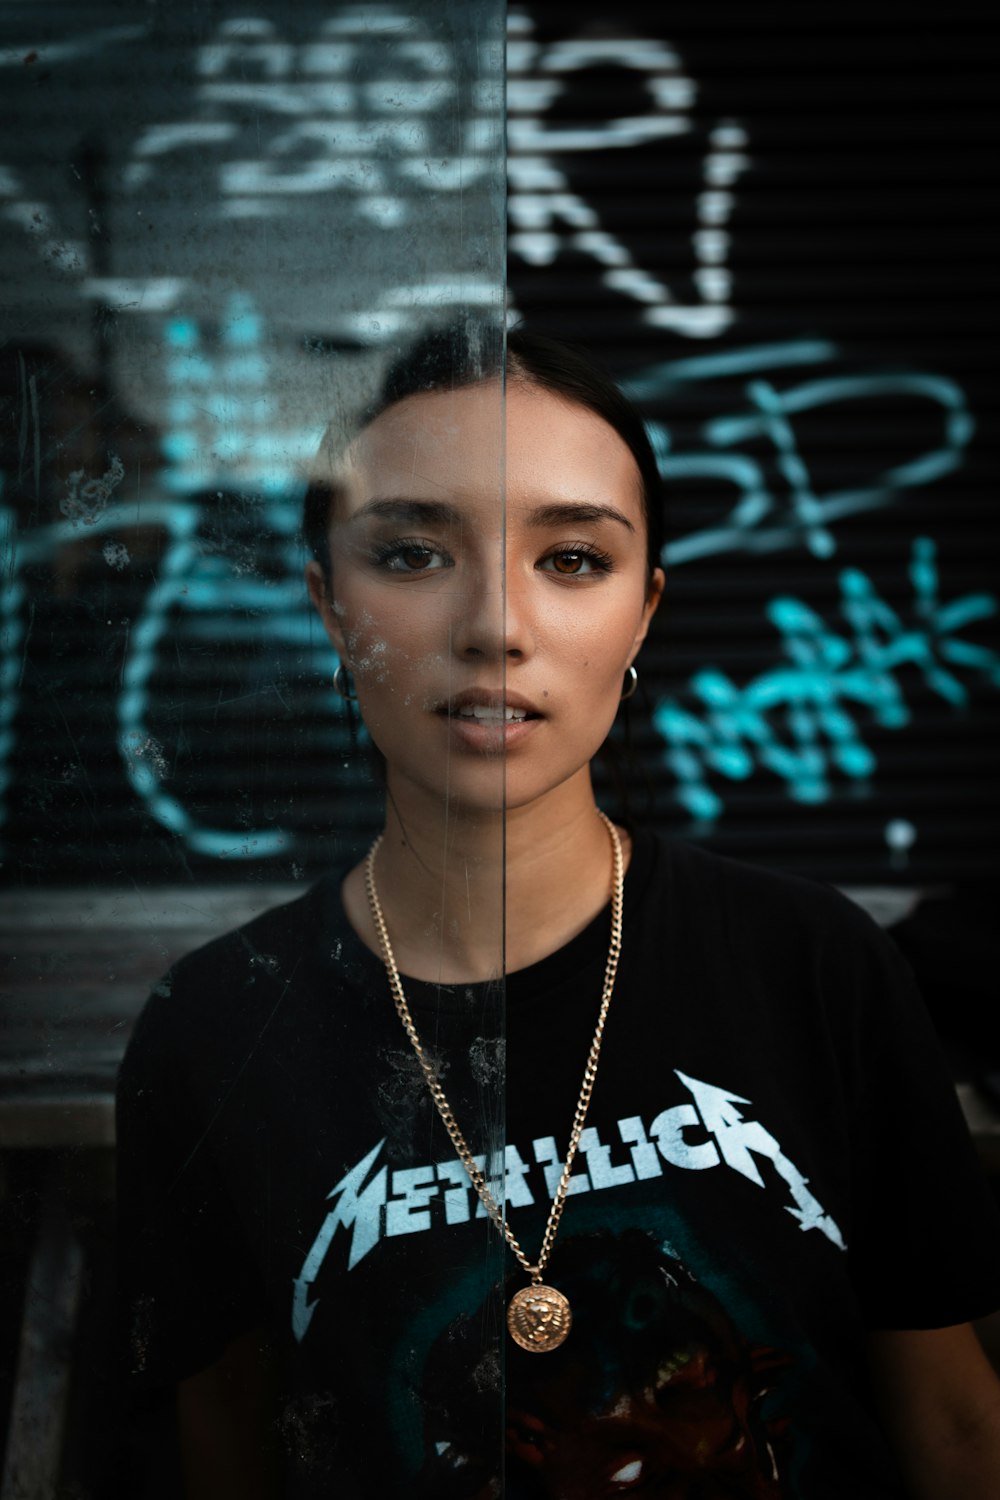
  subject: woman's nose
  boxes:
[450,556,533,663]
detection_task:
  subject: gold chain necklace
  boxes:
[364,811,624,1354]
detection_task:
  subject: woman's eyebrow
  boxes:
[351,498,635,532]
[527,502,635,533]
[353,497,462,525]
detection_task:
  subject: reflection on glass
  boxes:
[2,3,505,1494]
[2,1,505,876]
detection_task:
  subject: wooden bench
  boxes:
[0,885,297,1151]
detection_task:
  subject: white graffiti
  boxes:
[507,8,748,337]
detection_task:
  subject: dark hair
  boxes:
[507,328,664,576]
[302,322,664,581]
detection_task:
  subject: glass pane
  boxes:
[0,3,506,1494]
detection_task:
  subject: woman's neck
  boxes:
[341,768,627,983]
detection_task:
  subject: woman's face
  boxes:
[306,378,663,818]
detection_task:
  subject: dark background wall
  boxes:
[2,1,997,886]
[508,2,1000,883]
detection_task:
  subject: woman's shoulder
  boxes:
[172,874,336,985]
[121,872,347,1074]
[641,831,928,1056]
[647,828,900,962]
[179,876,332,972]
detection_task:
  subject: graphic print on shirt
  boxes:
[292,1067,845,1343]
[416,1228,795,1499]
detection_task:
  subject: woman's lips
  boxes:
[443,714,542,752]
[435,692,544,752]
[440,689,542,717]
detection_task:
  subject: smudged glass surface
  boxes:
[0,3,506,1494]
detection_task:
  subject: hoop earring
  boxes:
[333,663,357,701]
[620,665,638,702]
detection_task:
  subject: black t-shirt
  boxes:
[116,831,1000,1497]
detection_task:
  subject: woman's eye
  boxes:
[376,542,450,573]
[541,548,612,577]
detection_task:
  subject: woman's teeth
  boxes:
[454,705,528,721]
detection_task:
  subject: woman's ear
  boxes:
[628,565,665,666]
[305,560,348,661]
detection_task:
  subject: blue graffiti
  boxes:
[0,496,344,858]
[2,311,997,858]
[0,294,354,859]
[653,538,1000,823]
[161,292,317,496]
[628,342,974,566]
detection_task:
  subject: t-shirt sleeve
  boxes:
[116,972,268,1386]
[837,902,1000,1329]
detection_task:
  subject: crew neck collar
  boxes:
[319,825,659,1016]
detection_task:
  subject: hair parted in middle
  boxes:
[303,321,664,582]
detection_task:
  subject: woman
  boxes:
[117,326,1000,1498]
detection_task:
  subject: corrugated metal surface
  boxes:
[1,3,996,884]
[508,2,999,881]
[1,1,505,884]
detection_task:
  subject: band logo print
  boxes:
[291,1067,844,1341]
